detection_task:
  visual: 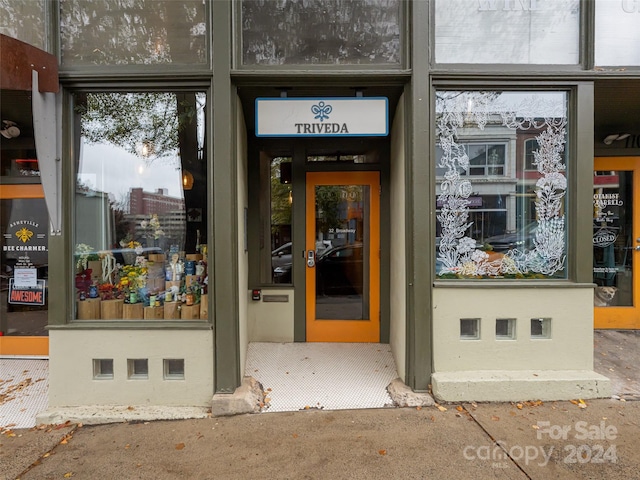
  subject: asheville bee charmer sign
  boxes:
[256,97,388,137]
[3,217,48,305]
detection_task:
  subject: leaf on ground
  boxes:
[416,406,422,411]
[456,406,464,412]
[435,404,447,412]
[175,443,185,450]
[127,406,135,411]
[378,450,387,455]
[491,415,500,421]
[516,403,523,410]
[64,473,74,478]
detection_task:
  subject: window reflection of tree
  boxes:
[0,0,47,50]
[59,0,206,65]
[75,91,206,253]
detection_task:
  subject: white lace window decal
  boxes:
[436,91,567,278]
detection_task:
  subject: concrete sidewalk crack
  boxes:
[461,404,533,479]
[16,422,80,480]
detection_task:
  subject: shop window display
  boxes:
[435,90,568,279]
[73,91,208,320]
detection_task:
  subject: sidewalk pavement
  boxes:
[2,399,637,480]
[2,330,639,480]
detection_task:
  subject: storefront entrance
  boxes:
[593,157,640,329]
[305,171,380,342]
[1,35,57,356]
[0,184,49,356]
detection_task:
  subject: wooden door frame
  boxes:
[594,157,640,329]
[305,171,380,342]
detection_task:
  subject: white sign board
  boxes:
[13,268,38,287]
[256,97,388,137]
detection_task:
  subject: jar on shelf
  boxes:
[185,288,195,306]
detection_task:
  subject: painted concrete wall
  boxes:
[237,96,249,374]
[247,289,295,342]
[432,287,594,372]
[48,329,214,407]
[389,93,407,380]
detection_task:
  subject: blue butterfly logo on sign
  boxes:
[311,101,332,122]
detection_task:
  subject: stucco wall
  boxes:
[389,93,407,379]
[48,329,214,407]
[432,287,594,372]
[247,289,295,342]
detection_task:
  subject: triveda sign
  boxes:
[255,97,388,137]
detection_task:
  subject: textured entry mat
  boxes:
[245,343,398,412]
[0,359,49,430]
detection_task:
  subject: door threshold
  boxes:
[245,342,398,412]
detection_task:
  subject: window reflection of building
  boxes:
[435,124,517,245]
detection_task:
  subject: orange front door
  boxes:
[0,184,49,356]
[305,171,380,342]
[593,157,640,329]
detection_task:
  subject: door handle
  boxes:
[307,250,316,268]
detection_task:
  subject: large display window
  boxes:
[73,91,208,321]
[435,90,568,279]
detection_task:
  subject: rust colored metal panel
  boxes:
[0,34,58,93]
